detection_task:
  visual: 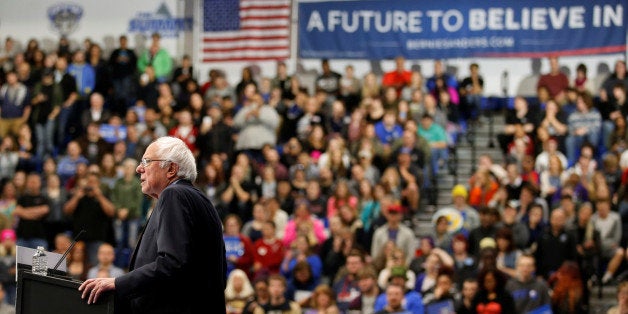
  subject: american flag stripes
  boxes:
[201,0,291,62]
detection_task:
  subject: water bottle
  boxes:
[32,246,47,276]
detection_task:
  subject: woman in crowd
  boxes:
[281,235,323,283]
[472,268,515,314]
[283,201,326,249]
[67,240,89,281]
[0,182,17,230]
[98,152,119,189]
[285,261,318,308]
[415,249,454,295]
[495,228,521,278]
[304,284,340,314]
[225,269,255,314]
[377,247,416,291]
[549,261,586,314]
[540,154,568,203]
[326,179,358,221]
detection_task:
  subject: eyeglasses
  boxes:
[140,158,169,167]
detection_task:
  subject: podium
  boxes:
[16,270,114,314]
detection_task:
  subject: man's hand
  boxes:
[79,277,115,304]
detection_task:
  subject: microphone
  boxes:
[52,229,86,271]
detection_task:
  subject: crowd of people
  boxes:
[1,32,628,314]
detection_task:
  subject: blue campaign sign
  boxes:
[298,0,627,59]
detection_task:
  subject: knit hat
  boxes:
[389,266,408,281]
[0,229,16,242]
[451,184,468,199]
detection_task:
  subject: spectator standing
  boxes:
[53,56,78,150]
[109,35,138,110]
[42,173,70,249]
[30,68,61,159]
[63,171,115,266]
[537,56,569,102]
[110,158,143,251]
[565,91,602,166]
[382,56,412,96]
[0,71,30,138]
[137,33,172,82]
[67,50,95,99]
[233,90,280,155]
[459,63,484,121]
[14,173,49,250]
[315,59,341,105]
[592,197,624,284]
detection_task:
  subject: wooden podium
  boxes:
[16,270,114,314]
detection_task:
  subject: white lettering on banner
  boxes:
[306,11,325,32]
[329,10,342,31]
[531,8,548,30]
[469,6,589,31]
[505,8,520,29]
[324,10,425,33]
[596,4,623,27]
[406,36,514,50]
[426,10,467,32]
[443,10,464,32]
[468,9,486,31]
[305,4,623,33]
[570,6,586,28]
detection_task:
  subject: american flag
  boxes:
[201,0,291,62]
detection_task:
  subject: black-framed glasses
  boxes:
[140,158,169,167]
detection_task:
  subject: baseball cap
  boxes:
[387,204,404,214]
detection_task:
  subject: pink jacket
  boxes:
[282,217,327,247]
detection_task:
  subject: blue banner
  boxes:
[298,0,627,59]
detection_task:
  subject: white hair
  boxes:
[152,136,197,182]
[620,150,628,169]
[224,269,254,300]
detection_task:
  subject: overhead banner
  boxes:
[298,0,627,59]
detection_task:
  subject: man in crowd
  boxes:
[506,254,552,313]
[0,70,30,138]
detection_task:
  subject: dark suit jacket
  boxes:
[115,180,226,314]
